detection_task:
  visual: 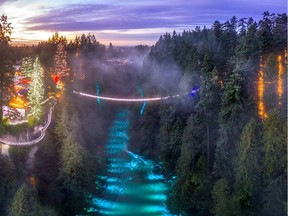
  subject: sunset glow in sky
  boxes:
[0,0,286,46]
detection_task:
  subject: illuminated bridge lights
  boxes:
[73,90,191,103]
[137,85,147,115]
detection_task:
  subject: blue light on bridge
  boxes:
[137,85,146,115]
[190,87,200,97]
[96,83,101,105]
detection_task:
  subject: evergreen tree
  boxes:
[58,132,96,215]
[28,57,44,121]
[9,183,56,216]
[0,15,13,125]
[263,109,287,179]
[21,57,33,77]
[258,12,274,54]
[33,133,62,209]
[198,65,221,165]
[177,111,206,177]
[171,110,213,215]
[236,18,260,60]
[262,175,287,216]
[9,184,38,216]
[234,118,262,215]
[219,17,238,59]
[0,155,16,213]
[212,20,222,44]
[54,107,69,143]
[138,105,161,157]
[272,13,287,51]
[212,178,232,216]
[161,116,184,173]
[215,70,244,179]
[55,40,69,76]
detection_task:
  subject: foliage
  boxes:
[33,133,62,208]
[54,40,69,77]
[212,178,232,216]
[262,175,287,216]
[160,103,184,173]
[0,155,16,214]
[130,11,287,216]
[9,183,36,216]
[263,109,287,179]
[234,119,262,215]
[214,70,245,179]
[28,57,44,121]
[0,14,13,123]
[53,101,97,215]
[1,11,287,216]
[9,183,57,216]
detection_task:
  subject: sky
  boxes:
[0,0,286,46]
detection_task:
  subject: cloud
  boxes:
[25,1,286,33]
[26,4,189,31]
[3,0,286,45]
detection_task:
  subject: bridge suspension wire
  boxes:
[73,89,199,103]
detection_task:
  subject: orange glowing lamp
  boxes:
[9,97,27,109]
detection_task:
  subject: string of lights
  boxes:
[0,99,56,146]
[7,96,54,126]
[73,88,200,103]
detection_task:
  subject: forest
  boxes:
[0,11,287,216]
[130,11,287,216]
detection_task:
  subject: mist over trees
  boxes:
[130,12,287,216]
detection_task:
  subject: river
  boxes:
[85,110,174,216]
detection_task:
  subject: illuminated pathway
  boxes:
[73,88,199,103]
[0,99,56,146]
[85,111,175,216]
[8,96,55,126]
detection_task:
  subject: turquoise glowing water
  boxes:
[86,111,174,216]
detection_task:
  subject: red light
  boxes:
[53,74,59,84]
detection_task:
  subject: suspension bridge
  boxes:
[0,88,199,146]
